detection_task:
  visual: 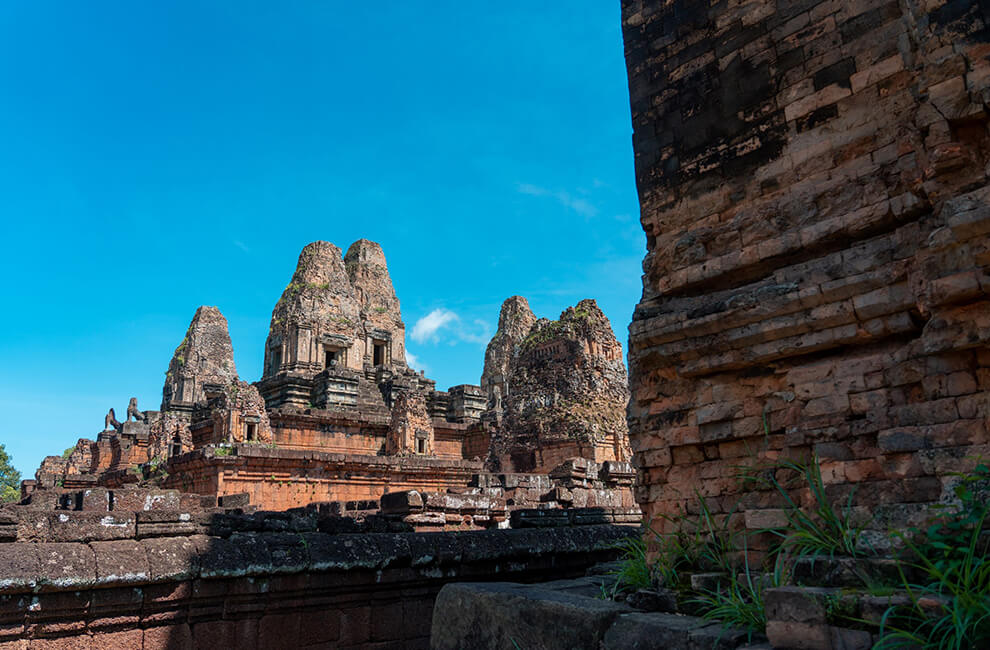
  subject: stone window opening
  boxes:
[170,435,182,457]
[270,347,282,374]
[373,341,386,366]
[246,422,257,441]
[417,438,425,454]
[324,347,341,369]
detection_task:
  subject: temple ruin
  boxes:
[24,240,636,524]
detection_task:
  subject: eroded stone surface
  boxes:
[481,296,537,420]
[497,299,631,473]
[162,306,236,411]
[622,0,990,530]
[386,392,434,456]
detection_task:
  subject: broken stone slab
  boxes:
[431,581,754,649]
[534,575,614,599]
[600,461,636,485]
[509,508,570,528]
[603,611,752,649]
[380,490,424,515]
[403,512,446,528]
[216,492,251,509]
[430,582,633,650]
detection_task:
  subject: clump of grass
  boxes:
[876,463,990,649]
[692,543,785,643]
[609,534,652,594]
[742,454,866,560]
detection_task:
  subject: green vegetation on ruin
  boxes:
[605,458,990,648]
[0,444,21,503]
[173,334,189,367]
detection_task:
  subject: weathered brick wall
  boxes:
[0,525,630,649]
[160,446,485,510]
[622,0,990,533]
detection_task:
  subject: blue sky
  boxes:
[0,2,642,478]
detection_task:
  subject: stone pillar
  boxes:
[622,1,990,530]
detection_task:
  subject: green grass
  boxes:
[744,455,866,560]
[692,545,783,643]
[875,463,990,649]
[877,516,990,649]
[610,534,652,592]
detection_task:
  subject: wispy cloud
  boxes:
[405,350,427,372]
[411,308,492,346]
[233,240,251,253]
[411,308,459,343]
[517,183,598,218]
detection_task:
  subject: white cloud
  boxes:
[233,240,251,253]
[411,308,492,346]
[405,350,427,372]
[517,183,599,218]
[411,308,459,343]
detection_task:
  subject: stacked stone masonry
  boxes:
[622,0,990,536]
[0,482,633,649]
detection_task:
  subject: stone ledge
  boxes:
[431,580,753,649]
[0,524,635,595]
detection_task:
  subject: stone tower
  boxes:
[161,306,237,414]
[495,299,631,472]
[345,239,407,369]
[480,296,537,420]
[262,241,363,380]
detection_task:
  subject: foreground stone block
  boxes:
[430,582,631,650]
[431,581,753,649]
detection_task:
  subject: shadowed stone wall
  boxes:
[0,520,630,649]
[622,0,990,536]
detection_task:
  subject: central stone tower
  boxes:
[257,240,420,410]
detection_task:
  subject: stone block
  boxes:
[380,490,424,515]
[91,540,149,585]
[112,489,181,512]
[141,536,202,581]
[48,512,135,543]
[217,492,250,509]
[431,582,631,650]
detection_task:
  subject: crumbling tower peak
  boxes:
[481,296,537,420]
[161,305,237,413]
[345,238,388,266]
[259,239,414,408]
[498,298,630,472]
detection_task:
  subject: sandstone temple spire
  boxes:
[484,297,631,473]
[258,239,417,409]
[161,305,237,413]
[480,296,537,419]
